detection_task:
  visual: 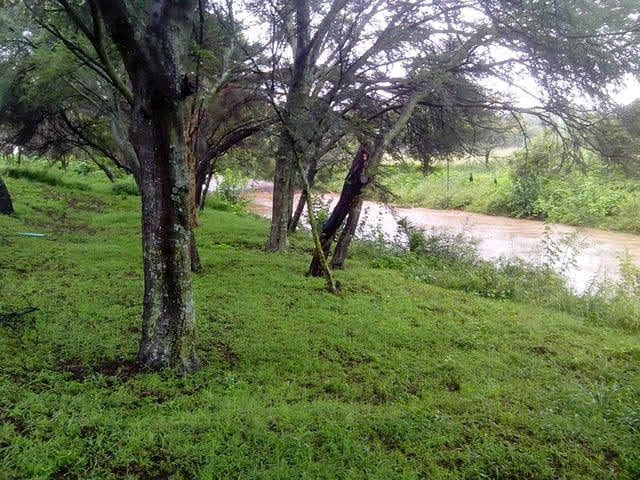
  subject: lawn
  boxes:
[0,175,639,479]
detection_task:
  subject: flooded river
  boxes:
[243,181,640,293]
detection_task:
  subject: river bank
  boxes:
[246,183,640,293]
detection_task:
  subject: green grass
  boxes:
[1,175,639,479]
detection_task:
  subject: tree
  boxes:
[589,99,640,173]
[5,0,205,371]
[0,176,13,215]
[251,0,427,251]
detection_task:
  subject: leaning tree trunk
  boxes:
[0,176,14,215]
[331,197,363,269]
[132,92,199,373]
[289,190,307,234]
[309,147,370,276]
[289,163,318,234]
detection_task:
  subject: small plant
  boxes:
[215,168,249,204]
[539,224,585,277]
[311,194,333,227]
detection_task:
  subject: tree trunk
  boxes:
[421,156,432,175]
[267,0,311,252]
[0,176,14,215]
[289,190,307,234]
[308,90,426,278]
[309,147,370,276]
[331,197,363,269]
[132,94,199,373]
[186,113,202,273]
[267,127,297,251]
[289,163,318,234]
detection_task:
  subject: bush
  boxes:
[214,168,248,204]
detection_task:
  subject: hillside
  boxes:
[0,176,639,479]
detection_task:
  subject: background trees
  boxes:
[245,0,640,265]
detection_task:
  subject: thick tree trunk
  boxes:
[267,0,311,252]
[132,95,199,373]
[0,176,14,215]
[331,197,363,269]
[267,130,296,251]
[309,147,370,276]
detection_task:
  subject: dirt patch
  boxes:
[531,345,552,356]
[28,206,98,235]
[0,414,29,436]
[215,342,239,367]
[60,357,147,382]
[42,188,107,212]
[137,390,168,404]
[446,381,461,392]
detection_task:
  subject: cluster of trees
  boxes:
[0,0,638,373]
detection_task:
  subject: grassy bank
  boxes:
[1,174,639,479]
[372,155,640,234]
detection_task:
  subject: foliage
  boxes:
[203,168,250,214]
[212,169,248,205]
[110,178,139,197]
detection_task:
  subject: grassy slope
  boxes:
[0,177,639,479]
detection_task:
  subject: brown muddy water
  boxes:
[241,180,640,293]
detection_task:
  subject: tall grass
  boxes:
[349,218,640,331]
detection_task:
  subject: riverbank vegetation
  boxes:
[1,174,639,479]
[314,133,640,234]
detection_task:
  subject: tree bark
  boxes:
[0,176,14,215]
[309,147,370,276]
[186,112,202,272]
[132,94,199,373]
[267,131,296,251]
[421,156,432,175]
[289,163,318,234]
[331,197,363,269]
